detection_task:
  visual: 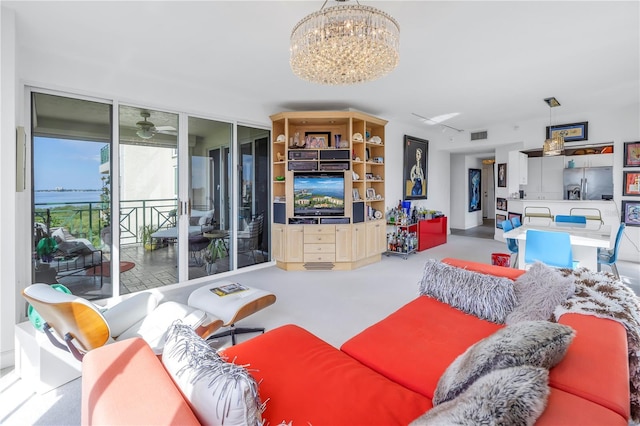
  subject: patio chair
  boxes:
[22,284,223,361]
[237,213,264,264]
[598,223,625,279]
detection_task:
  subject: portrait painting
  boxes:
[468,168,481,212]
[497,163,507,187]
[403,135,428,200]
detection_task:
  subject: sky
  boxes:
[33,137,106,191]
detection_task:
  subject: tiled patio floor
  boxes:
[56,243,268,300]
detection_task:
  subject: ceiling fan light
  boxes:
[136,128,154,139]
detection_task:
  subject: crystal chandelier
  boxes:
[290,0,400,85]
[543,97,564,156]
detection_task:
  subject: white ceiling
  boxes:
[5,1,639,135]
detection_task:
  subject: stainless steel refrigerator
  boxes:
[563,166,613,200]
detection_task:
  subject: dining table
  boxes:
[502,219,612,270]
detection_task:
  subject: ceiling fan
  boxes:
[136,111,177,139]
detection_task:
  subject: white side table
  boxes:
[14,321,81,393]
[187,281,276,345]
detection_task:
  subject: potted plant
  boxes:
[203,239,227,274]
[140,225,159,251]
[100,175,112,247]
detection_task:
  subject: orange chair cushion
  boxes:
[222,324,432,425]
[442,257,526,280]
[82,337,199,426]
[550,313,630,419]
[341,296,504,398]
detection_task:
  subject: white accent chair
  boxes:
[22,284,223,360]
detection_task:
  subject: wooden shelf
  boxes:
[271,111,388,271]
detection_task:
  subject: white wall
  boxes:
[0,6,18,369]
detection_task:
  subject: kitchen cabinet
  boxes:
[565,153,613,168]
[507,151,528,195]
[525,156,564,200]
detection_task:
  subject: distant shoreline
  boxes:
[35,189,100,192]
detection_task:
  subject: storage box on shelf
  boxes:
[270,111,387,271]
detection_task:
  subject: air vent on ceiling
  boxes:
[470,130,488,141]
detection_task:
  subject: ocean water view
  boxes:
[35,190,101,207]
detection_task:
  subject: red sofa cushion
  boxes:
[82,338,200,426]
[223,324,432,425]
[536,387,627,426]
[341,296,504,398]
[551,313,630,419]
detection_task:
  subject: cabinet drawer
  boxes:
[304,233,336,244]
[304,243,335,254]
[304,225,335,235]
[303,253,336,263]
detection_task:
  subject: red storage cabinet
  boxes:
[418,217,447,251]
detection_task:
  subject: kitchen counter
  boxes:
[506,199,619,226]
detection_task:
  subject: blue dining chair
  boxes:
[510,216,522,228]
[555,215,587,224]
[524,229,574,269]
[598,223,625,279]
[501,220,519,267]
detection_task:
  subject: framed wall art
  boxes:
[508,212,522,224]
[546,121,588,142]
[305,131,331,148]
[623,171,640,196]
[497,163,507,187]
[496,214,506,228]
[468,168,481,212]
[621,200,640,227]
[624,141,640,167]
[403,135,428,200]
[496,197,507,211]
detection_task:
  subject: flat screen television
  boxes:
[293,172,345,217]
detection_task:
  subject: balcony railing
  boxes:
[34,198,178,247]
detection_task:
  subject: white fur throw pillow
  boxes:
[506,262,575,325]
[162,322,263,426]
[433,320,574,405]
[411,366,549,426]
[418,259,517,323]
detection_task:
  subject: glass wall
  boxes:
[31,92,112,299]
[234,125,270,268]
[187,116,232,279]
[30,90,271,300]
[117,105,179,294]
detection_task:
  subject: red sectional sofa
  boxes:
[81,258,630,425]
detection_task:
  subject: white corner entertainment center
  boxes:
[270,111,387,271]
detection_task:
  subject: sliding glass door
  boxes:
[30,90,271,301]
[187,116,232,279]
[31,92,113,299]
[234,126,270,269]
